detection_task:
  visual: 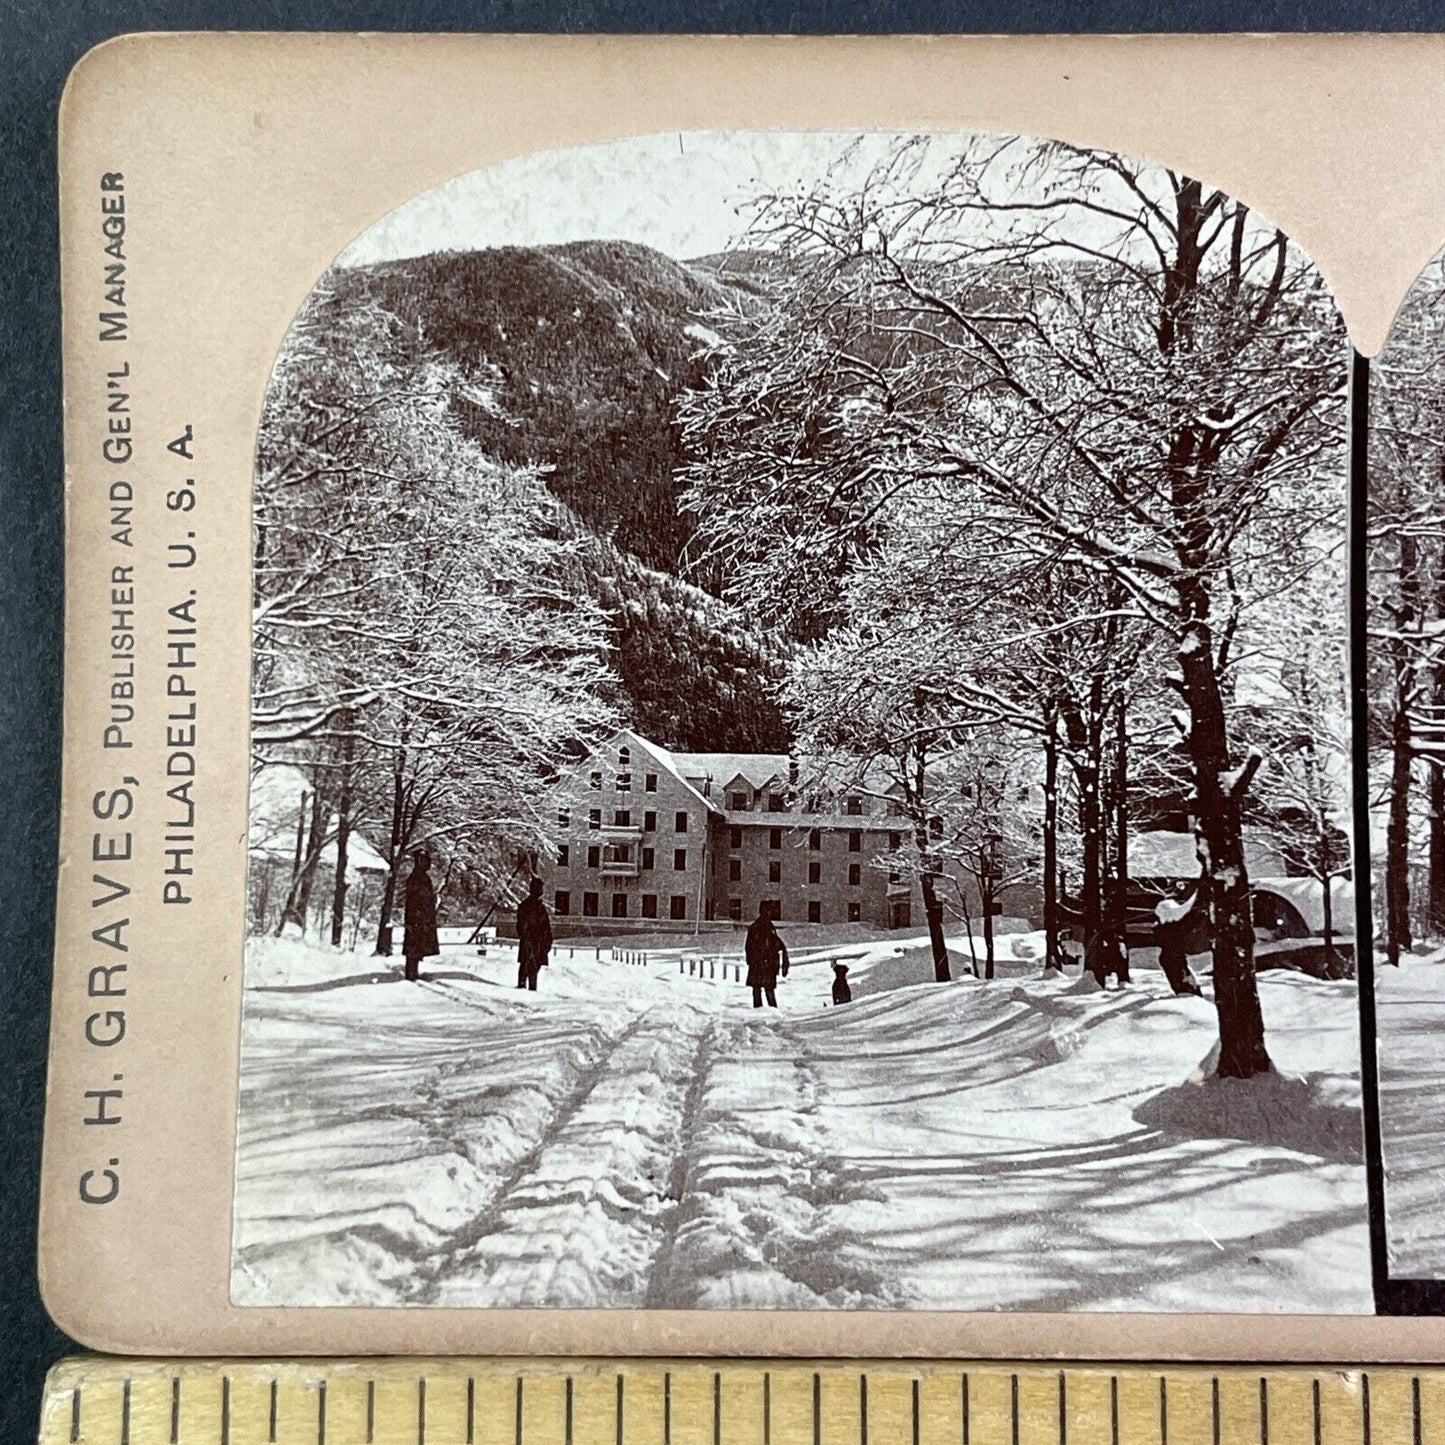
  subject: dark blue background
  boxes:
[6,6,1444,1442]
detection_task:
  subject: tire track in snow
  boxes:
[423,1003,714,1307]
[642,1016,720,1309]
[231,983,636,1306]
[650,1011,900,1309]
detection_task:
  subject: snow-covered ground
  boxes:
[231,929,1371,1312]
[1377,951,1445,1276]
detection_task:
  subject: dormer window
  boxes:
[730,790,750,811]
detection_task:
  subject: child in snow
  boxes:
[831,962,852,1005]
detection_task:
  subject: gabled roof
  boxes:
[667,751,790,793]
[608,729,723,817]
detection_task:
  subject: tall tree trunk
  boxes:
[374,747,407,957]
[1081,676,1107,986]
[914,746,951,982]
[1427,575,1445,938]
[275,789,310,936]
[330,725,354,949]
[1178,619,1271,1078]
[1386,530,1420,965]
[1042,705,1061,973]
[981,876,996,980]
[920,869,950,982]
[1386,693,1414,965]
[1113,692,1131,984]
[295,782,325,927]
[1429,754,1445,940]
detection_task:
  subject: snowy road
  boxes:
[1377,954,1445,1276]
[232,935,1371,1313]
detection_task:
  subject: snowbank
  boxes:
[232,935,1370,1313]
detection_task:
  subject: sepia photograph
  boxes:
[231,130,1368,1313]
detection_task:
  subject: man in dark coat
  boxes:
[402,850,440,982]
[745,903,789,1008]
[516,876,553,991]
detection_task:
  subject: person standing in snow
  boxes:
[1155,880,1204,996]
[516,876,553,991]
[745,903,789,1008]
[402,850,440,982]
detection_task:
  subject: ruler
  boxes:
[33,1358,1438,1445]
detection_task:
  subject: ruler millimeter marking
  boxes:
[38,1359,1424,1445]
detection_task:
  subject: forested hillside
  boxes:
[322,239,789,751]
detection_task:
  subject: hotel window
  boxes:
[769,827,782,849]
[555,890,570,915]
[889,831,901,851]
[728,859,742,882]
[557,844,570,868]
[604,843,632,867]
[644,810,657,832]
[848,830,862,853]
[844,795,864,816]
[614,809,631,827]
[762,899,780,921]
[730,790,750,811]
[583,891,599,917]
[618,746,631,766]
[612,893,628,919]
[768,860,782,884]
[888,870,903,886]
[675,810,689,833]
[674,848,687,871]
[641,894,658,919]
[886,797,902,816]
[616,772,632,792]
[670,895,688,921]
[728,897,743,922]
[588,808,601,830]
[808,861,821,885]
[768,792,785,812]
[808,900,821,923]
[848,863,862,887]
[641,846,655,870]
[645,773,658,792]
[589,771,602,790]
[808,828,821,851]
[557,807,570,827]
[848,901,861,923]
[730,825,742,849]
[587,845,600,869]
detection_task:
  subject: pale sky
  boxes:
[335,128,1295,282]
[338,131,909,267]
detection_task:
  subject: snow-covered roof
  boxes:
[1127,829,1291,880]
[666,751,788,792]
[612,731,725,817]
